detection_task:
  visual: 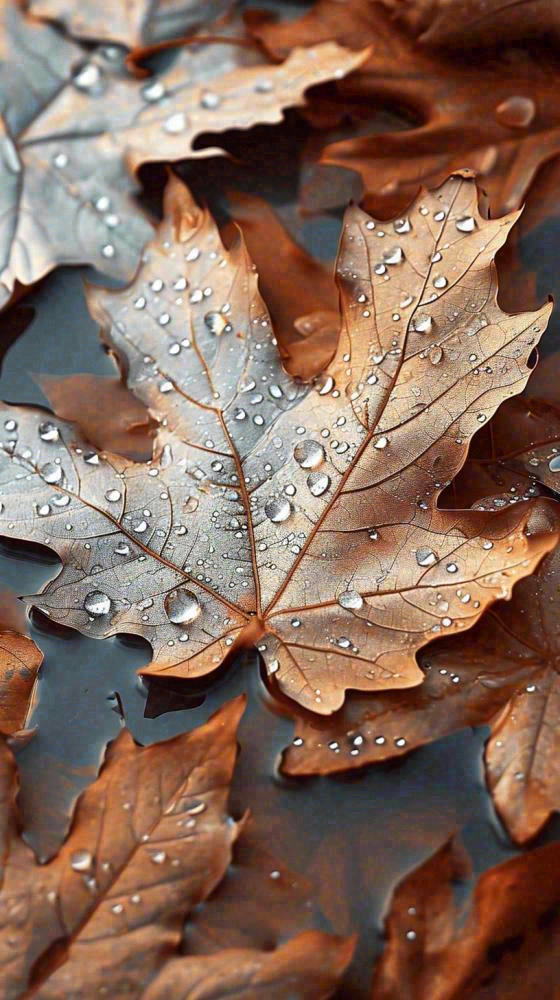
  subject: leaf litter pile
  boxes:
[1,0,560,996]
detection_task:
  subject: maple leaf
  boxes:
[0,171,558,715]
[371,836,560,999]
[282,390,560,842]
[379,0,560,50]
[250,0,560,220]
[0,628,41,740]
[27,0,232,49]
[0,696,353,997]
[0,2,362,310]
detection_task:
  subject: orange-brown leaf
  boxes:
[0,173,557,717]
[372,837,560,999]
[379,0,560,50]
[251,0,560,220]
[0,629,41,738]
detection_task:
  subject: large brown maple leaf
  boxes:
[0,1,361,309]
[379,0,560,49]
[0,172,558,715]
[282,391,560,842]
[371,836,560,999]
[0,696,353,998]
[250,0,560,220]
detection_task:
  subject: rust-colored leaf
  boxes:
[379,0,560,50]
[0,172,558,717]
[28,0,232,48]
[0,2,362,308]
[0,696,353,997]
[0,628,41,738]
[222,191,339,379]
[251,0,560,220]
[38,373,156,462]
[371,836,560,999]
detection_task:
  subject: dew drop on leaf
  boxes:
[165,589,201,625]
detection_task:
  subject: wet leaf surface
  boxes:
[379,0,560,50]
[251,0,560,220]
[371,836,560,999]
[0,626,41,739]
[0,172,557,716]
[28,0,232,49]
[0,2,361,308]
[0,696,353,998]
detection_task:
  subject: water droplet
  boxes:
[159,313,170,326]
[102,244,115,259]
[548,455,560,473]
[84,591,111,617]
[115,543,130,556]
[294,439,325,469]
[150,850,167,864]
[446,562,458,574]
[383,246,404,265]
[394,217,411,234]
[429,345,443,365]
[265,498,292,523]
[111,903,123,914]
[495,95,536,128]
[53,152,68,168]
[39,421,59,442]
[307,472,330,497]
[141,80,166,102]
[204,312,231,335]
[1,135,20,174]
[433,275,447,289]
[163,112,187,134]
[406,930,417,941]
[40,462,62,484]
[73,61,102,90]
[70,849,93,872]
[412,314,432,334]
[165,589,201,624]
[269,659,279,674]
[200,90,221,109]
[394,737,407,748]
[105,489,121,503]
[37,504,51,517]
[338,590,364,610]
[374,436,388,449]
[416,547,437,567]
[456,216,477,233]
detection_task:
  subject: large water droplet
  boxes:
[40,462,62,484]
[416,547,437,567]
[412,314,432,334]
[307,472,330,497]
[165,588,201,624]
[338,590,364,610]
[429,345,443,365]
[72,61,102,91]
[1,135,21,174]
[265,498,292,523]
[71,849,93,872]
[141,80,167,103]
[294,439,325,469]
[456,216,477,233]
[383,246,404,265]
[548,455,560,473]
[204,312,231,335]
[105,489,121,503]
[495,95,536,128]
[84,591,111,617]
[39,421,59,442]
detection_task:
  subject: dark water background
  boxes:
[2,7,560,993]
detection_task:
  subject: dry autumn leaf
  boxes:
[371,836,560,999]
[0,696,353,997]
[0,628,41,739]
[28,0,232,49]
[0,171,558,716]
[379,0,560,49]
[0,2,362,309]
[250,0,560,220]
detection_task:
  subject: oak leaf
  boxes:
[28,0,232,49]
[0,696,353,998]
[371,836,560,999]
[0,628,41,739]
[0,1,361,308]
[283,391,560,842]
[0,172,558,716]
[250,0,560,219]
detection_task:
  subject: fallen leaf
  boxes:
[371,836,560,999]
[38,373,156,462]
[0,695,353,997]
[0,628,41,738]
[379,0,560,50]
[0,172,558,717]
[251,0,560,219]
[28,0,232,49]
[222,191,339,379]
[283,392,560,842]
[0,2,362,308]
